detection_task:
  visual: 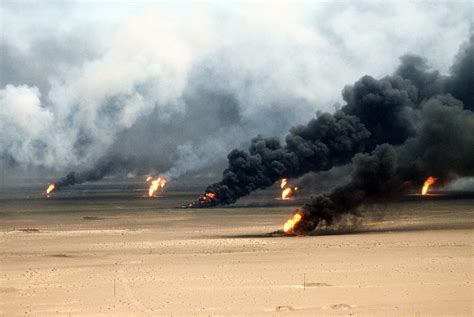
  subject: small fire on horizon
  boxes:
[146,176,167,197]
[45,183,56,197]
[421,176,437,195]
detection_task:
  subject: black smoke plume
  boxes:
[299,95,474,234]
[188,35,474,213]
[187,112,370,207]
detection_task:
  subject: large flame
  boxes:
[148,177,167,197]
[283,211,304,234]
[421,176,437,195]
[280,178,298,200]
[45,183,56,197]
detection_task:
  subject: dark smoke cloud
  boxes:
[394,55,446,103]
[301,96,474,233]
[341,74,417,148]
[294,165,353,194]
[188,69,418,206]
[295,36,474,233]
[299,144,401,232]
[189,35,474,215]
[189,112,370,207]
[398,95,474,182]
[448,34,474,110]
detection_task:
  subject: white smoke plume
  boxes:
[0,1,471,182]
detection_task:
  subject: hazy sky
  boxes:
[0,0,472,178]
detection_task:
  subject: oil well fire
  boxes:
[183,36,474,235]
[42,35,473,236]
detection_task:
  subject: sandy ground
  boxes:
[0,194,473,316]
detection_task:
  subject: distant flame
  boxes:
[421,176,437,195]
[283,211,304,234]
[45,183,56,197]
[280,178,298,200]
[148,177,167,197]
[198,192,216,202]
[282,187,293,200]
[185,192,216,208]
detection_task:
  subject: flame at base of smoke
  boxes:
[185,192,217,208]
[421,176,437,195]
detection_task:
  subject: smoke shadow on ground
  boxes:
[310,221,473,236]
[219,221,473,239]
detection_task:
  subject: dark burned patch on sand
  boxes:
[47,253,74,258]
[83,216,106,220]
[275,305,295,311]
[305,282,332,287]
[17,228,40,232]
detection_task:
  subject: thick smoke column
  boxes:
[188,64,418,207]
[300,96,474,233]
[189,35,473,209]
[297,144,401,232]
[188,112,370,207]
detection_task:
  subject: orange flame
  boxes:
[281,187,293,200]
[280,178,298,200]
[148,177,167,197]
[145,176,152,182]
[421,176,437,195]
[201,192,215,200]
[45,183,56,197]
[186,192,216,207]
[283,211,304,234]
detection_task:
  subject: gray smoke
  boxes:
[55,157,133,189]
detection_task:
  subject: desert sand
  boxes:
[0,188,473,316]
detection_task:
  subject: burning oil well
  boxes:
[187,36,474,234]
[146,176,168,197]
[40,34,473,235]
[280,178,298,200]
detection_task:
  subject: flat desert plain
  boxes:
[0,188,473,316]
